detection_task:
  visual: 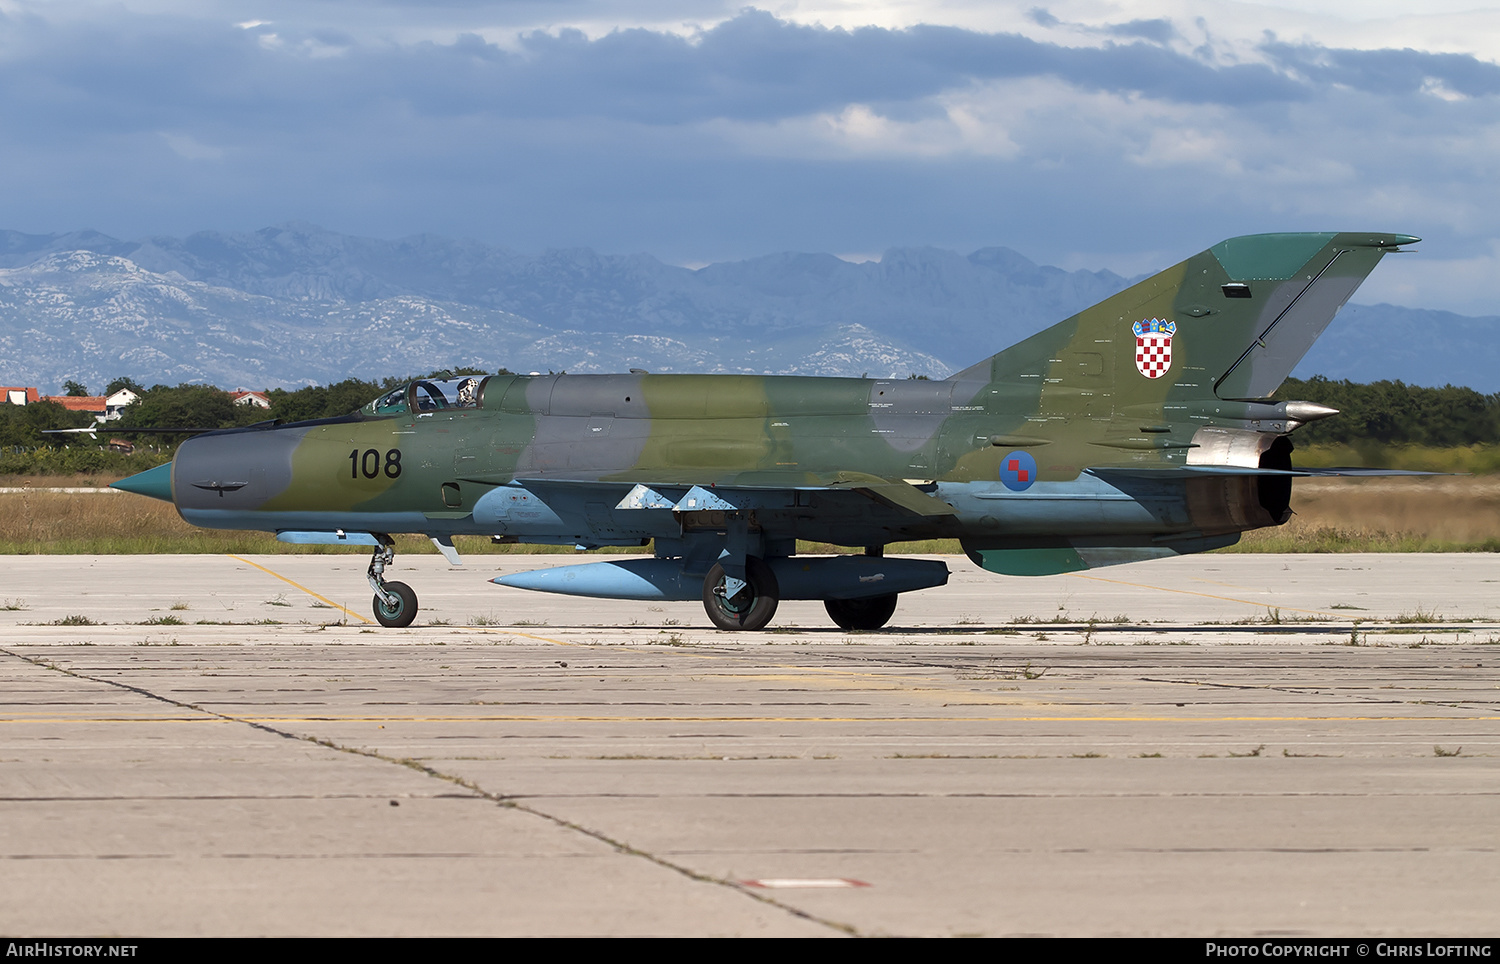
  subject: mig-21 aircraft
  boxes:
[112,232,1417,630]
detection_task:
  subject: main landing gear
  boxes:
[700,554,901,632]
[368,537,418,628]
[703,557,779,631]
[824,545,897,631]
[824,594,898,631]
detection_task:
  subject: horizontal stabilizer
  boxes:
[963,534,1242,576]
[1088,465,1447,479]
[1289,467,1452,477]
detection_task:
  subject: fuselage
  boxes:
[166,371,1281,565]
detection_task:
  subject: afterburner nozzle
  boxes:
[111,462,174,503]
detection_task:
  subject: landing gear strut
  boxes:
[368,536,418,628]
[703,556,779,631]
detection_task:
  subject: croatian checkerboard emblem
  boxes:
[1133,318,1176,379]
[1000,450,1037,492]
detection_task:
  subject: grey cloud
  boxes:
[1105,20,1177,45]
[0,7,1321,140]
[1261,40,1500,99]
[1028,7,1176,46]
[4,6,1492,135]
[1027,9,1061,29]
[521,12,1303,117]
[19,7,1497,146]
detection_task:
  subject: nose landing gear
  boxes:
[367,536,418,628]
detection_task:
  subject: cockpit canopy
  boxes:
[365,376,488,416]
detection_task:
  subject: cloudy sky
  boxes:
[2,0,1499,313]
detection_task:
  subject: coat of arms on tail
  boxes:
[1133,318,1176,379]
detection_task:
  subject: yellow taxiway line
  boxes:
[227,554,373,624]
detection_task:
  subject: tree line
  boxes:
[1275,376,1500,447]
[3,371,1496,476]
[98,369,502,435]
[0,369,500,474]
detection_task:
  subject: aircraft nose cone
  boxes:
[111,462,174,502]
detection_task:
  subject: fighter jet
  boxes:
[112,232,1417,630]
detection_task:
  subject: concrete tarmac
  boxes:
[2,553,1498,936]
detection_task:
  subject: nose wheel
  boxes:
[373,581,418,627]
[368,538,419,628]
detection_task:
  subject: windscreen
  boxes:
[367,376,488,416]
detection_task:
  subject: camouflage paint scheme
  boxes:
[115,232,1417,629]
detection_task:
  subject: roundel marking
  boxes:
[1000,450,1037,491]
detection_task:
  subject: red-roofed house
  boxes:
[39,395,108,415]
[1,387,39,406]
[230,390,272,409]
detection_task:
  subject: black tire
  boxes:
[372,581,418,628]
[702,557,779,631]
[824,593,898,631]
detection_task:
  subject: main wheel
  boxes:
[702,557,779,631]
[824,593,898,631]
[372,581,418,628]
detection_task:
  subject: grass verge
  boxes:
[4,474,1498,554]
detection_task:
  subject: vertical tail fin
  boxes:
[951,232,1416,409]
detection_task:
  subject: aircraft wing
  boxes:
[815,472,958,517]
[507,471,957,519]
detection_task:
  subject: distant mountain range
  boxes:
[0,222,1495,393]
